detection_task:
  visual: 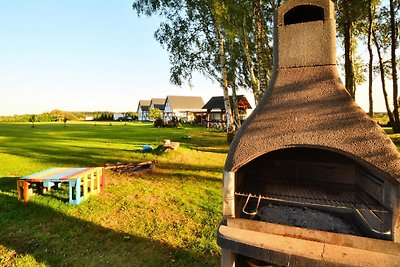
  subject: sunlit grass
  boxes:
[0,122,228,266]
[2,122,400,266]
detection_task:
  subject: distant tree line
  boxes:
[0,110,138,123]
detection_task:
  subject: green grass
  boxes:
[0,122,229,266]
[381,127,400,148]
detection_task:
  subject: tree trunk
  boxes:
[373,29,396,128]
[243,24,261,105]
[253,0,269,97]
[215,22,236,142]
[231,82,241,128]
[343,4,355,99]
[367,0,374,117]
[225,38,241,129]
[390,0,400,132]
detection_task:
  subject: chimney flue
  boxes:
[275,0,336,68]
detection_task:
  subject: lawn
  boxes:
[0,122,229,266]
[3,123,398,267]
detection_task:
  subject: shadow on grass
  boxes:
[189,146,229,154]
[1,142,124,167]
[0,191,219,266]
[0,133,228,167]
[0,177,17,192]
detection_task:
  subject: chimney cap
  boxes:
[277,0,335,26]
[275,0,336,69]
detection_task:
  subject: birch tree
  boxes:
[336,0,369,100]
[133,0,238,140]
[389,0,400,132]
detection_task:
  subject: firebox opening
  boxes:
[284,5,324,25]
[234,147,393,240]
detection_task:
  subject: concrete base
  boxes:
[221,248,236,267]
[217,219,400,267]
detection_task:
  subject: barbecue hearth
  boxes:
[217,0,400,266]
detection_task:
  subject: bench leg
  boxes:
[83,174,88,200]
[69,179,82,205]
[17,180,23,201]
[94,168,101,194]
[68,180,74,204]
[42,181,55,194]
[75,178,82,204]
[90,171,96,194]
[18,180,30,202]
[100,168,105,193]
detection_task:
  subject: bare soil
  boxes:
[105,161,157,175]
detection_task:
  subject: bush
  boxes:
[171,117,182,128]
[154,118,163,127]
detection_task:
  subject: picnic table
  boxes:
[17,167,105,205]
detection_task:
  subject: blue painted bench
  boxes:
[17,167,105,205]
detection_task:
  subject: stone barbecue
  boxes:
[217,0,400,266]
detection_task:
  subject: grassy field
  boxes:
[2,123,399,267]
[0,122,229,266]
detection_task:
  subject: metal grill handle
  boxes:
[242,195,261,216]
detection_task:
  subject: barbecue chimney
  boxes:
[218,0,400,266]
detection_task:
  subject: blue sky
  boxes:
[0,1,388,116]
[0,0,236,116]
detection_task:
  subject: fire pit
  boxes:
[217,0,400,266]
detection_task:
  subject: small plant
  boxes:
[149,108,163,122]
[63,117,69,127]
[153,117,163,127]
[171,117,182,128]
[29,115,37,127]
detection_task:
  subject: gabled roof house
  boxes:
[137,100,151,121]
[149,98,166,111]
[163,96,205,123]
[202,95,252,126]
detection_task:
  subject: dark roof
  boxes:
[138,100,150,111]
[138,100,150,106]
[150,98,166,110]
[202,95,252,110]
[150,98,166,105]
[166,96,204,110]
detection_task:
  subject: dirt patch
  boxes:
[105,161,157,176]
[257,204,358,235]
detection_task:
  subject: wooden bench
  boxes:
[17,167,105,205]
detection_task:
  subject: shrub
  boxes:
[172,117,182,128]
[154,118,163,127]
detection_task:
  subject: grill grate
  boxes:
[235,178,388,212]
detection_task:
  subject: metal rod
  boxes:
[242,194,262,216]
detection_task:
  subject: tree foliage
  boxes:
[133,0,400,133]
[148,107,163,121]
[132,0,278,140]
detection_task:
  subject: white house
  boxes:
[137,100,151,121]
[149,98,166,112]
[163,95,206,123]
[202,95,253,126]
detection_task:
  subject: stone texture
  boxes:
[225,0,400,184]
[276,0,336,68]
[225,65,400,185]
